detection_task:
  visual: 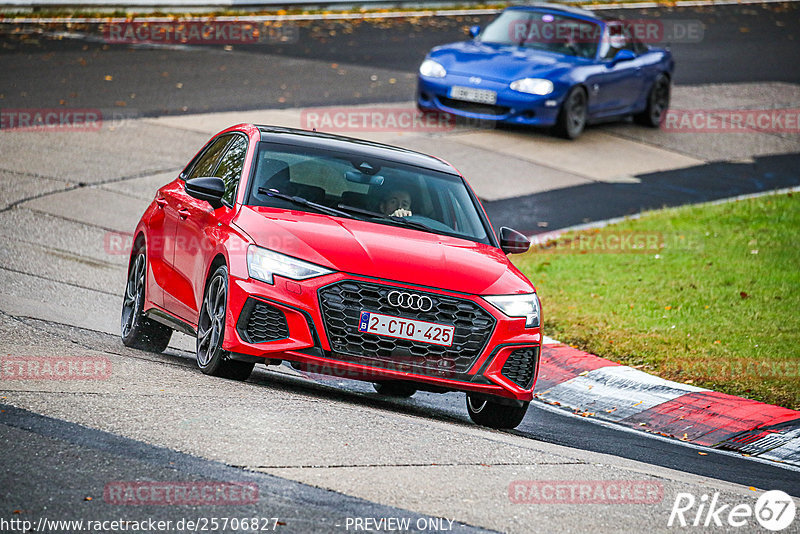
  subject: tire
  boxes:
[634,74,670,127]
[466,393,529,429]
[196,265,254,381]
[121,247,172,352]
[553,87,587,140]
[372,381,417,397]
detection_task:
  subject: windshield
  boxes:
[247,142,492,245]
[478,10,600,59]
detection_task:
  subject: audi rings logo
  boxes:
[387,291,434,312]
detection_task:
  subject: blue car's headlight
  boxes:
[510,78,554,96]
[247,245,333,285]
[420,59,447,78]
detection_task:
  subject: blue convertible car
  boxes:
[417,4,674,139]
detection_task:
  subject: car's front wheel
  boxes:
[635,73,670,127]
[554,87,587,140]
[466,393,529,429]
[196,265,254,381]
[121,247,172,352]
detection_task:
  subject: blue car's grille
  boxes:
[439,96,511,117]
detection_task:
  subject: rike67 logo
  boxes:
[668,490,796,531]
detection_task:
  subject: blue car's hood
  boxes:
[429,41,583,82]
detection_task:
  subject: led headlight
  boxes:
[247,245,333,285]
[509,78,554,96]
[419,59,447,78]
[484,293,540,328]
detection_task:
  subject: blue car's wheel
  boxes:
[635,74,670,127]
[554,87,587,140]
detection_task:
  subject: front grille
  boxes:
[318,281,495,375]
[438,96,510,117]
[501,347,539,389]
[237,298,290,343]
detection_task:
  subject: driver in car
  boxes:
[379,189,413,218]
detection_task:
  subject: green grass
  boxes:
[513,191,800,410]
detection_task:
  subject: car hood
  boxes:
[429,41,582,82]
[236,206,534,295]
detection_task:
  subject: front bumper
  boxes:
[417,74,563,127]
[223,272,541,402]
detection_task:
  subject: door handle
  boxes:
[155,197,167,208]
[178,209,190,220]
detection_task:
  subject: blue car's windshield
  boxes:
[478,10,600,59]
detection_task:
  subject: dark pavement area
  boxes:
[484,152,800,233]
[0,403,491,533]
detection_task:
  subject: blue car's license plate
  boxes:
[449,86,497,105]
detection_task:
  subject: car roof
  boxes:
[254,125,459,176]
[505,3,604,22]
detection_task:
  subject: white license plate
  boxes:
[449,86,498,105]
[358,311,454,347]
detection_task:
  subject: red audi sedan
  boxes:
[121,124,541,429]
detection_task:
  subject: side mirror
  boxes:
[499,227,530,255]
[469,25,481,38]
[610,49,636,65]
[185,177,225,209]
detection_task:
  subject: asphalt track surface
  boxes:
[1,4,799,115]
[1,3,800,532]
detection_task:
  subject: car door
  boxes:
[168,134,248,324]
[586,22,646,116]
[161,134,233,322]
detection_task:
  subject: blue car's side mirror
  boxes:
[610,49,637,64]
[469,25,481,38]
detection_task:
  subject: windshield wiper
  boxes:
[336,203,435,233]
[258,188,355,220]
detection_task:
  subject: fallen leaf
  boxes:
[104,75,113,81]
[740,291,749,299]
[698,452,708,456]
[578,370,589,376]
[632,401,643,407]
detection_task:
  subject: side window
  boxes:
[214,136,248,205]
[186,135,231,180]
[602,23,633,60]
